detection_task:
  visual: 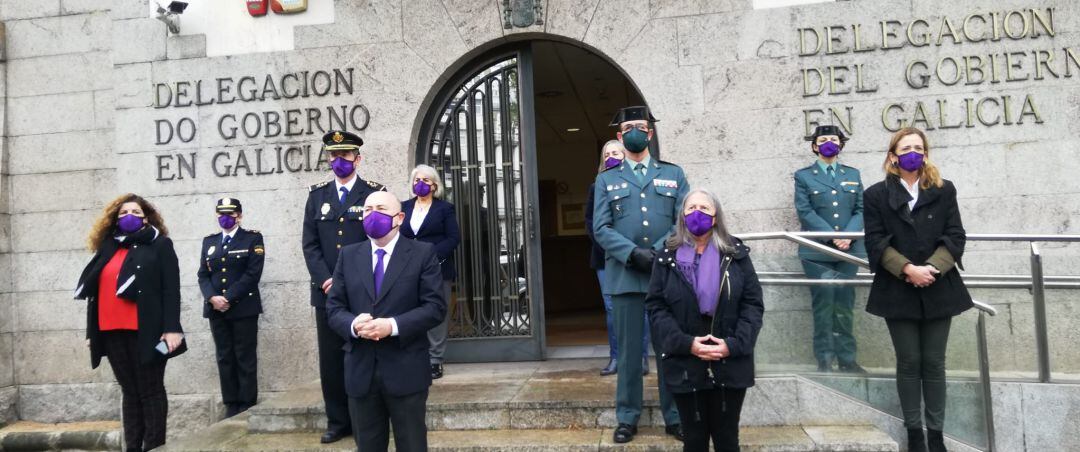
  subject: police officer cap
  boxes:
[609,106,659,127]
[322,130,364,152]
[216,197,242,214]
[806,125,849,142]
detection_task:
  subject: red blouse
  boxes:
[98,248,138,331]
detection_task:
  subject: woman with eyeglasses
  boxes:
[863,127,972,452]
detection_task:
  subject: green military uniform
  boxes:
[593,152,688,428]
[793,158,866,369]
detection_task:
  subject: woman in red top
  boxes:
[75,194,185,452]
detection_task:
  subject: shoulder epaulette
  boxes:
[309,180,331,192]
[367,180,386,191]
[601,164,619,173]
[204,232,219,239]
[246,229,261,235]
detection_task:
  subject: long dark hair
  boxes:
[86,193,168,251]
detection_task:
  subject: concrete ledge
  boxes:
[0,421,121,451]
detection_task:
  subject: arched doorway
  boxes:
[416,40,646,362]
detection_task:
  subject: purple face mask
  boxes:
[363,211,396,239]
[331,157,355,178]
[218,214,237,230]
[817,141,840,158]
[685,210,714,237]
[604,157,622,169]
[117,214,145,234]
[413,180,433,197]
[896,152,924,172]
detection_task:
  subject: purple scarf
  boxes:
[675,243,722,316]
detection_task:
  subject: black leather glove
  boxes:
[628,247,657,272]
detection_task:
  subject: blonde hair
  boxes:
[882,127,944,189]
[410,164,445,199]
[87,193,168,251]
[597,140,624,173]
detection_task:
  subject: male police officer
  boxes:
[302,130,386,443]
[197,197,265,418]
[593,106,687,443]
[793,125,867,373]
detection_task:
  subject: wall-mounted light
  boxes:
[155,1,188,34]
[566,128,581,132]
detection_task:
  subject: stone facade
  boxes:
[2,0,1079,446]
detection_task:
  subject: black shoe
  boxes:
[613,423,637,443]
[838,362,868,374]
[927,428,947,452]
[321,430,349,444]
[431,363,444,380]
[600,359,617,376]
[817,360,832,372]
[665,424,684,442]
[642,356,650,376]
[907,428,928,452]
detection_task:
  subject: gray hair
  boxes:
[410,164,445,199]
[665,189,736,253]
[597,140,625,173]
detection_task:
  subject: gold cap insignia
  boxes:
[332,132,344,143]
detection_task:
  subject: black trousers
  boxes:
[886,317,952,430]
[348,369,428,452]
[209,315,259,412]
[673,387,747,452]
[315,306,351,434]
[101,331,168,452]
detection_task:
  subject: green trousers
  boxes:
[801,259,858,365]
[612,293,679,426]
[886,317,952,430]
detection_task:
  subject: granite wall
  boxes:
[2,0,1079,443]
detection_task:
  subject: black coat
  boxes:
[401,198,461,281]
[645,240,764,392]
[197,227,265,319]
[302,177,384,307]
[585,182,604,270]
[864,176,973,320]
[75,226,187,369]
[325,237,446,397]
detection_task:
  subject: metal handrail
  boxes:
[733,231,1080,452]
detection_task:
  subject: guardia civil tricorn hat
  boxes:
[322,130,364,152]
[805,125,849,142]
[609,106,659,127]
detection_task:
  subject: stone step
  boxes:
[0,420,122,451]
[161,420,898,451]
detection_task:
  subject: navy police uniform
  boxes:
[301,130,385,440]
[593,107,686,438]
[196,197,264,417]
[793,125,866,371]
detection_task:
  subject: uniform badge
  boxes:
[207,245,216,256]
[321,203,331,215]
[254,245,265,255]
[654,179,678,188]
[332,131,344,143]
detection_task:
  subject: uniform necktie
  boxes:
[222,235,231,247]
[339,186,349,205]
[635,163,646,182]
[374,249,386,297]
[827,166,835,181]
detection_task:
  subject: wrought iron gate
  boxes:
[418,48,545,361]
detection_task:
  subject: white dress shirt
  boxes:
[221,228,237,245]
[351,232,401,338]
[900,177,920,211]
[335,174,357,199]
[409,202,430,235]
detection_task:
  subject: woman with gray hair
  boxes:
[645,189,764,452]
[401,164,461,379]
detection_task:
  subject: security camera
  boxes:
[155,1,188,34]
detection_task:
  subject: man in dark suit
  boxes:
[301,130,386,443]
[325,191,446,452]
[197,197,265,418]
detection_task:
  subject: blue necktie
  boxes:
[374,249,386,297]
[635,163,646,182]
[222,235,231,247]
[339,186,349,205]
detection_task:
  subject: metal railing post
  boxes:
[1030,243,1052,383]
[976,311,997,452]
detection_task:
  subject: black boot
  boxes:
[907,428,927,452]
[926,429,947,452]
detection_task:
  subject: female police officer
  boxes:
[793,125,866,373]
[197,197,265,418]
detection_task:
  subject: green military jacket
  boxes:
[593,157,689,295]
[793,160,867,262]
